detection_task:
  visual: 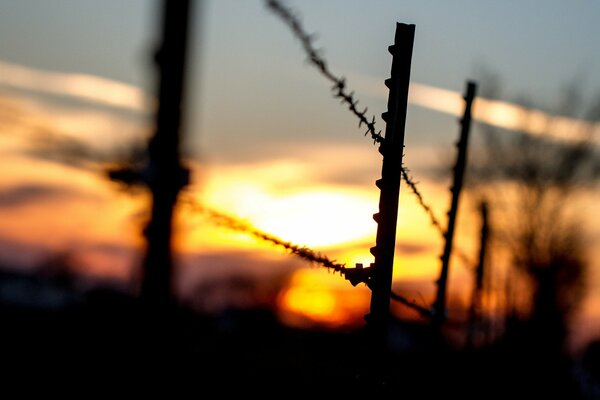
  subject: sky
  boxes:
[0,0,599,349]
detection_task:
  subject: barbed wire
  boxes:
[265,0,452,239]
[401,167,476,269]
[265,0,477,303]
[400,167,445,236]
[390,291,434,318]
[454,248,475,270]
[265,0,383,144]
[182,197,347,275]
[183,195,435,317]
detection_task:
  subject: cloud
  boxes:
[180,249,303,276]
[0,184,94,208]
[0,89,148,172]
[410,83,600,143]
[0,234,50,269]
[23,129,146,171]
[349,72,600,143]
[395,241,434,255]
[314,163,380,187]
[0,60,151,113]
[176,249,303,303]
[342,238,434,258]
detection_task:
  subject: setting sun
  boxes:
[197,160,379,248]
[1,0,600,394]
[277,268,370,329]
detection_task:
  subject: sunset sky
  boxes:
[0,0,599,350]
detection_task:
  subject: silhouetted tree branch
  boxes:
[468,71,600,352]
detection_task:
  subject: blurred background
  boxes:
[0,0,599,395]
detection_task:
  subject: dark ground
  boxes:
[1,270,599,398]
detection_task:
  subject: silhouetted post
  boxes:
[368,23,415,350]
[466,200,489,349]
[141,0,192,310]
[432,81,477,329]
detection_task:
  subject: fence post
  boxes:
[466,200,489,349]
[140,0,193,310]
[432,81,477,328]
[368,22,415,353]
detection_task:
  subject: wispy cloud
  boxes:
[409,83,600,143]
[23,129,146,171]
[0,87,148,171]
[351,73,600,143]
[0,184,93,208]
[0,60,151,113]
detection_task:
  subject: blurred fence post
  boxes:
[433,81,477,329]
[140,0,193,311]
[466,200,489,349]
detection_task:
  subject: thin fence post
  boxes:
[368,22,415,352]
[433,81,477,329]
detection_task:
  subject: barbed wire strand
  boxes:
[182,197,347,275]
[400,167,445,236]
[401,167,475,268]
[390,291,434,318]
[183,196,434,316]
[265,0,383,144]
[265,0,453,242]
[454,247,475,269]
[265,0,476,298]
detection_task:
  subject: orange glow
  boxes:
[0,158,145,280]
[0,86,483,329]
[1,66,599,345]
[276,268,370,329]
[177,158,380,252]
[252,191,376,247]
[0,92,145,280]
[281,285,336,320]
[174,161,472,330]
